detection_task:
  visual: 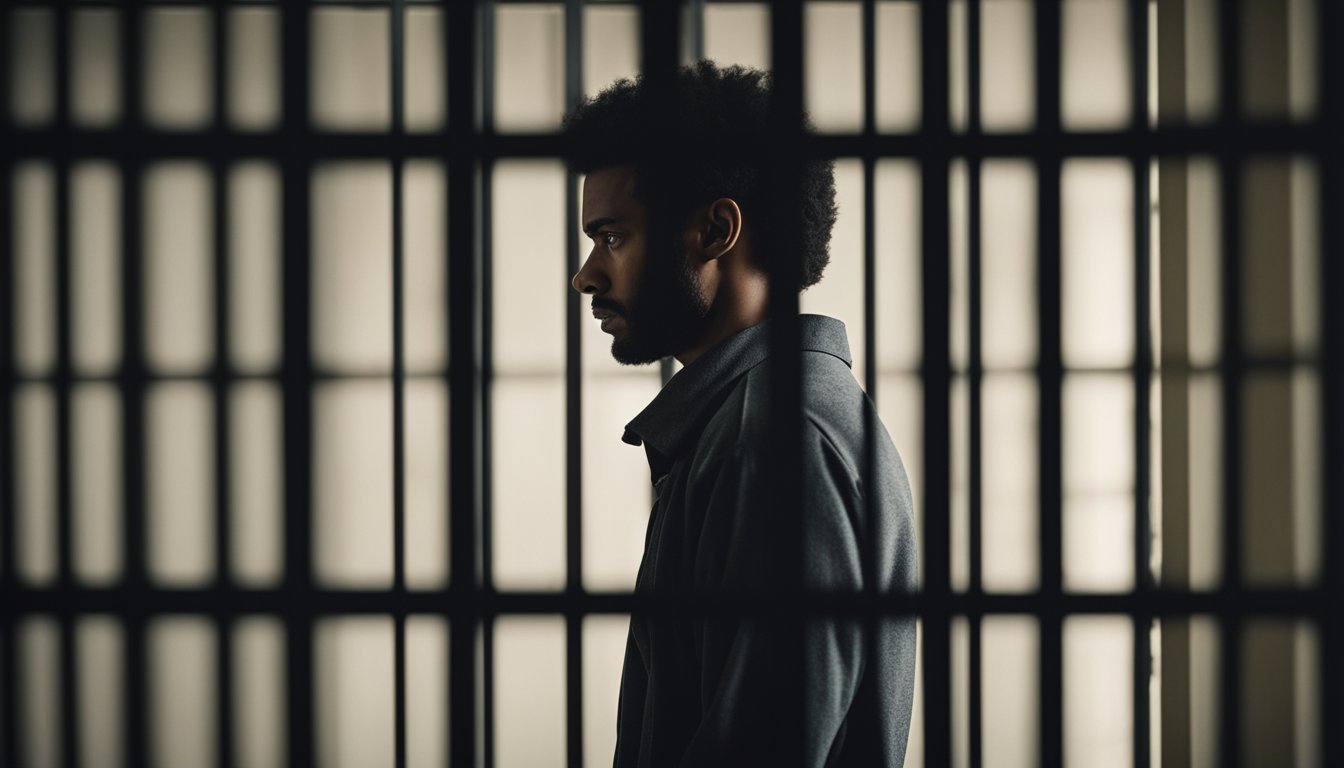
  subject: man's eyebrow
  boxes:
[582,216,620,236]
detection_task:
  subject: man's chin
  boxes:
[610,335,665,366]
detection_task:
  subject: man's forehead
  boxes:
[581,164,641,223]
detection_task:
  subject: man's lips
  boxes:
[591,305,624,332]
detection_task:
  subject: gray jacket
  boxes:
[615,315,917,767]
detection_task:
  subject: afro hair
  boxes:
[562,61,837,291]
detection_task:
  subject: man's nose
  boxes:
[571,255,607,295]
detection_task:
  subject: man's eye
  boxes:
[602,232,621,247]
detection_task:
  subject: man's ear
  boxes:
[702,198,743,261]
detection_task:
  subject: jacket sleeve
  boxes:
[678,424,867,767]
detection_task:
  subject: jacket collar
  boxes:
[621,314,852,464]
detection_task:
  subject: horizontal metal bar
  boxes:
[6,122,1335,160]
[5,586,1338,618]
[6,353,1325,389]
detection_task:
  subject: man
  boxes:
[565,62,917,767]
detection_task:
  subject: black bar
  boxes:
[0,3,16,763]
[445,0,481,766]
[861,0,877,400]
[390,2,408,768]
[479,3,497,765]
[6,121,1336,163]
[767,0,808,761]
[52,6,80,767]
[563,0,584,766]
[1128,1,1153,767]
[966,0,984,762]
[1320,2,1343,765]
[919,0,953,764]
[280,3,315,766]
[210,4,236,768]
[4,583,1338,618]
[1215,1,1242,764]
[119,5,149,766]
[1033,1,1063,766]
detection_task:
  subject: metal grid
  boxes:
[1,1,1339,767]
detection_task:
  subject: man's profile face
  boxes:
[573,165,711,365]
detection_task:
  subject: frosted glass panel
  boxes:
[20,617,63,768]
[805,2,862,133]
[983,616,1039,768]
[228,9,281,131]
[875,160,922,371]
[144,163,214,373]
[234,618,287,768]
[583,6,640,98]
[15,385,57,585]
[405,8,446,132]
[493,160,566,374]
[492,378,565,591]
[876,2,921,133]
[314,381,393,588]
[72,162,122,374]
[583,616,630,768]
[980,0,1034,131]
[495,617,566,768]
[143,9,213,129]
[73,384,123,585]
[1061,0,1131,129]
[149,618,218,768]
[230,383,284,587]
[403,160,448,372]
[311,10,389,131]
[316,618,394,768]
[72,10,122,127]
[1064,616,1132,768]
[10,10,55,125]
[982,374,1038,592]
[406,617,449,768]
[981,161,1038,369]
[311,162,392,372]
[1062,159,1134,368]
[801,160,866,383]
[704,4,771,71]
[406,381,449,588]
[229,162,282,372]
[13,161,56,374]
[77,617,124,768]
[147,384,215,586]
[581,376,661,591]
[495,5,565,132]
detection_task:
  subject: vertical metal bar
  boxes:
[860,0,880,635]
[279,3,315,766]
[210,5,236,768]
[1215,1,1242,764]
[119,6,149,767]
[563,1,584,766]
[478,4,497,765]
[919,0,953,764]
[966,0,984,765]
[0,5,16,763]
[52,5,79,767]
[1128,2,1153,767]
[390,2,408,768]
[445,1,481,766]
[1319,4,1343,765]
[1033,1,1063,766]
[862,0,877,400]
[764,0,806,759]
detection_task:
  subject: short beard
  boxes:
[610,242,711,366]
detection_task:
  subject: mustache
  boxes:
[591,297,627,316]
